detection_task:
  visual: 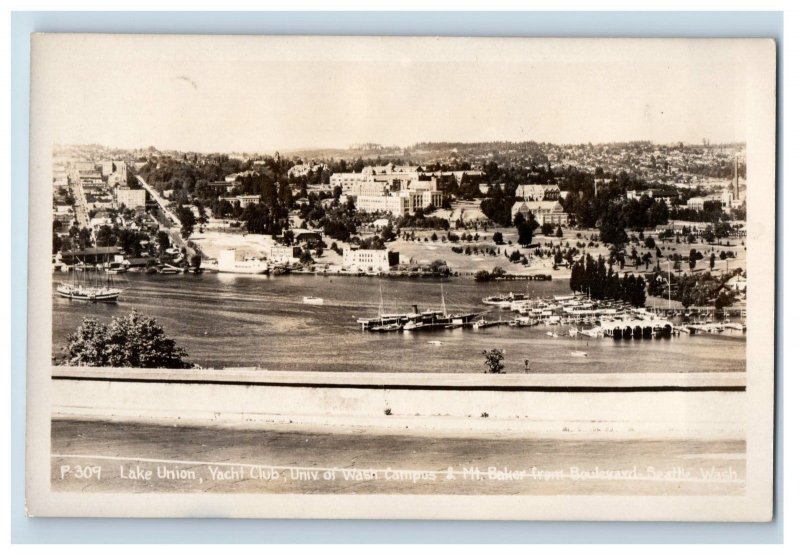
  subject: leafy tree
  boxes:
[541,222,554,236]
[555,225,563,238]
[482,349,505,374]
[299,250,314,265]
[715,290,734,310]
[65,310,191,368]
[52,233,63,254]
[177,206,197,239]
[516,219,534,245]
[156,230,171,254]
[77,227,93,249]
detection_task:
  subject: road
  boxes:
[136,175,181,227]
[67,170,90,228]
[51,419,745,495]
[136,175,195,254]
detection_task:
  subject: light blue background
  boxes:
[10,11,783,544]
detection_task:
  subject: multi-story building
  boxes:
[511,200,569,226]
[356,193,408,216]
[686,191,733,213]
[625,189,676,207]
[356,190,443,216]
[115,187,147,209]
[345,181,390,196]
[330,172,366,190]
[515,184,561,201]
[342,246,392,273]
[266,244,298,265]
[288,162,328,179]
[219,194,261,208]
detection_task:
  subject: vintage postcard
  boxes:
[26,35,775,520]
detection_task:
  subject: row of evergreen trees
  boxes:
[569,253,647,307]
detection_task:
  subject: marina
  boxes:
[52,273,746,373]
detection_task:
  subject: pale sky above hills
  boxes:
[33,35,760,153]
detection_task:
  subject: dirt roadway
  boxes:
[51,419,745,495]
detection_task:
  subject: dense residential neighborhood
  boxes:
[52,140,746,307]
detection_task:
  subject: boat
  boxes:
[579,327,603,338]
[159,264,181,274]
[570,350,588,358]
[357,284,410,331]
[303,296,324,305]
[546,331,560,338]
[217,248,269,274]
[373,322,403,332]
[427,340,443,346]
[402,285,480,331]
[568,327,579,337]
[56,256,122,302]
[481,292,530,308]
[359,283,480,332]
[105,262,128,274]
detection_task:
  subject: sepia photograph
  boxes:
[25,34,776,520]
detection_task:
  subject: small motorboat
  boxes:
[427,340,443,346]
[303,296,324,305]
[570,350,588,358]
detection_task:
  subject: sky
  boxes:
[33,35,754,153]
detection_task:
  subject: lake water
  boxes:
[51,273,746,373]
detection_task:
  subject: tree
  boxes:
[65,310,191,368]
[516,219,534,245]
[177,206,197,239]
[555,225,563,238]
[299,250,314,265]
[156,230,171,254]
[492,231,504,245]
[541,222,554,236]
[715,290,735,310]
[52,233,63,254]
[482,349,505,374]
[77,227,93,249]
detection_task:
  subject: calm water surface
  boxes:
[52,273,746,373]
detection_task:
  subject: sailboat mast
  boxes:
[440,282,447,317]
[667,259,672,312]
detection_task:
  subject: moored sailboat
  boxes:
[56,256,123,302]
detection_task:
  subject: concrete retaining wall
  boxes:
[51,368,746,439]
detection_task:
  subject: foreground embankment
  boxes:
[51,367,745,440]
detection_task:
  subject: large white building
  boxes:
[115,187,147,209]
[356,190,443,216]
[687,191,733,213]
[330,172,367,190]
[342,246,391,273]
[288,162,328,179]
[356,194,407,215]
[511,200,569,226]
[266,244,297,265]
[515,184,561,201]
[219,194,261,208]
